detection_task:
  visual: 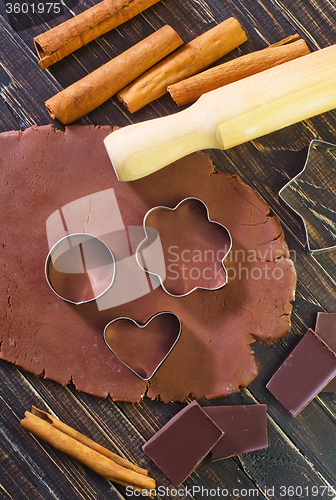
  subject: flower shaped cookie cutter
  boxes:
[136,197,232,297]
[45,233,116,305]
[279,140,336,253]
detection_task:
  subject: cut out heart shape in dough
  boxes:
[103,312,181,380]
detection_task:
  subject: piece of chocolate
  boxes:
[142,400,223,486]
[203,405,268,460]
[266,329,336,416]
[0,125,296,402]
[315,312,336,392]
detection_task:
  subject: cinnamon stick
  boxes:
[168,35,310,106]
[21,409,156,495]
[34,0,160,69]
[45,25,183,124]
[117,17,247,113]
[30,406,147,475]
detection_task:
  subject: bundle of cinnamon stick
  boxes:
[38,0,311,123]
[42,13,248,124]
[21,407,155,497]
[117,17,247,112]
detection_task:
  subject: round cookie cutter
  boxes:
[136,197,232,297]
[45,233,116,305]
[103,311,182,381]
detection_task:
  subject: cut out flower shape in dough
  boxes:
[136,198,232,297]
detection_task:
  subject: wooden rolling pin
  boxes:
[104,44,336,181]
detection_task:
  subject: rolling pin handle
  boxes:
[104,97,222,181]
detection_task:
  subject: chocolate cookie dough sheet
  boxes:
[0,125,296,403]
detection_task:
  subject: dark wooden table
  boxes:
[1,0,335,499]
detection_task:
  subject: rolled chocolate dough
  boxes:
[0,125,296,402]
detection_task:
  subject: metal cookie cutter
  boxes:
[103,312,182,380]
[136,197,232,297]
[279,140,336,253]
[45,233,115,305]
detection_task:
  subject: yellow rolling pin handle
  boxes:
[104,44,336,182]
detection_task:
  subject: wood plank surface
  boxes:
[0,0,335,498]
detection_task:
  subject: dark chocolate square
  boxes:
[266,329,336,416]
[142,400,223,486]
[315,312,336,392]
[203,405,268,460]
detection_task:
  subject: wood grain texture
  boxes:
[0,0,335,498]
[0,18,61,127]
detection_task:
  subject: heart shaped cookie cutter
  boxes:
[136,197,232,297]
[45,233,116,305]
[103,312,182,380]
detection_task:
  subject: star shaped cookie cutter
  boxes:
[279,139,336,253]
